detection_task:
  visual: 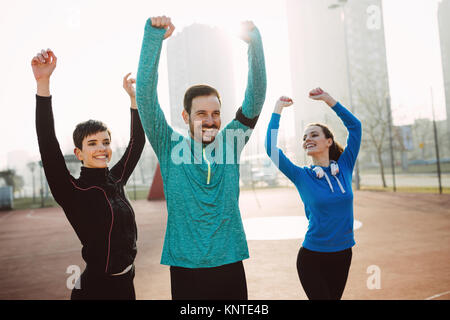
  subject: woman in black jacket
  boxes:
[32,48,146,300]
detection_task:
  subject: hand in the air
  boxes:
[309,88,337,107]
[123,72,136,98]
[151,16,175,40]
[239,21,256,43]
[275,96,294,109]
[31,49,57,81]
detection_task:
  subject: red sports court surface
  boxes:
[0,188,449,300]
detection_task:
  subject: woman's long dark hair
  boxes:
[307,123,344,161]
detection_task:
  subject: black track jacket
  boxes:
[35,95,146,275]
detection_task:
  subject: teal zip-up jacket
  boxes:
[136,19,267,268]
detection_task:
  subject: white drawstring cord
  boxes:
[324,172,334,192]
[312,167,334,192]
[333,175,346,193]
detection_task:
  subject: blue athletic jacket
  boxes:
[265,102,362,252]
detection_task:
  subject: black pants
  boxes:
[170,261,248,300]
[297,247,352,300]
[71,265,136,300]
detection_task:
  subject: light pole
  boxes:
[39,160,45,207]
[27,162,36,203]
[430,87,443,194]
[386,95,397,191]
[133,171,137,201]
[328,0,361,190]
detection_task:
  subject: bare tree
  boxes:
[353,81,390,187]
[0,170,24,195]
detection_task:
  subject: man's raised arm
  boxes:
[136,16,175,159]
[236,21,267,125]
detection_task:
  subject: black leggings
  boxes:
[297,247,352,300]
[170,261,248,300]
[71,266,136,300]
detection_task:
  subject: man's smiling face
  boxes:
[183,94,221,144]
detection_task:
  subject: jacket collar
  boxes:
[79,166,109,184]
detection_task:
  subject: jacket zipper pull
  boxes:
[202,147,211,185]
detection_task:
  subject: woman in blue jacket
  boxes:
[265,88,362,300]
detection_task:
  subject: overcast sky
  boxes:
[0,0,446,170]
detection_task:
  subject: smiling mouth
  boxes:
[202,128,218,134]
[94,155,108,160]
[305,143,316,149]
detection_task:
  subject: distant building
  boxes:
[166,24,236,133]
[285,0,390,161]
[438,0,450,135]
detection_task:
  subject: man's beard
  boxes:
[190,121,219,144]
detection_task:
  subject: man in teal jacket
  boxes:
[136,15,266,300]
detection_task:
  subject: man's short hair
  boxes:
[73,120,111,150]
[183,84,221,114]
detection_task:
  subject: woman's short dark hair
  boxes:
[183,84,221,114]
[307,123,344,161]
[73,120,111,150]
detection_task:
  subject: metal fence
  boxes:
[0,186,13,210]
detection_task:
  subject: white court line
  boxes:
[424,290,450,300]
[243,216,362,241]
